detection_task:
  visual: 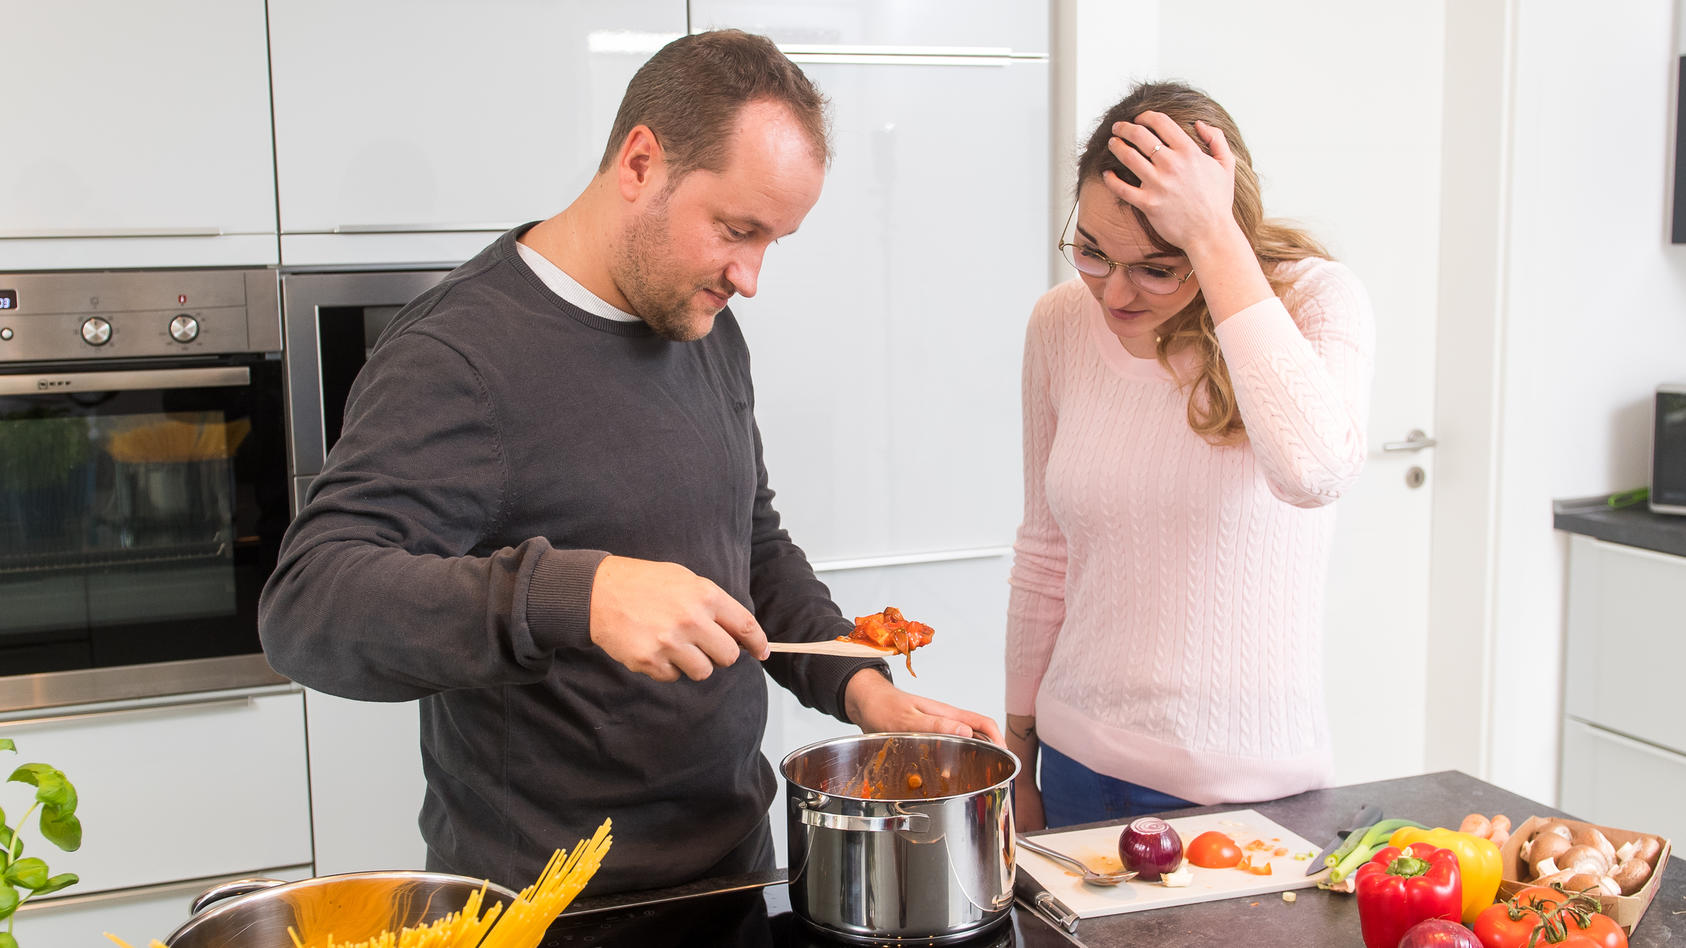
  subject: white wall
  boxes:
[1488,0,1686,800]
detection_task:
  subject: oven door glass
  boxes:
[0,358,288,674]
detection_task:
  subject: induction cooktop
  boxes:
[538,882,1071,948]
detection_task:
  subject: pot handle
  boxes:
[798,806,930,833]
[190,877,287,915]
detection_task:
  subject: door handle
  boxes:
[1382,429,1438,452]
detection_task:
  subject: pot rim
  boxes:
[165,870,520,946]
[779,731,1020,803]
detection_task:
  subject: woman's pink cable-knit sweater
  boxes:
[1005,257,1375,805]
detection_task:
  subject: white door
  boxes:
[1147,0,1447,784]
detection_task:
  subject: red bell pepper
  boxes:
[1355,842,1465,948]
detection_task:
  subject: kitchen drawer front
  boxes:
[1559,717,1686,849]
[1562,535,1686,754]
[11,863,311,946]
[0,689,312,898]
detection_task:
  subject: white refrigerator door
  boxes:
[736,56,1051,562]
[690,0,1048,52]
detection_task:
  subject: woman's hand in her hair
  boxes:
[1102,112,1242,258]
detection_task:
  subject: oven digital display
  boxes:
[0,290,16,310]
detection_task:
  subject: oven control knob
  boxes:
[169,314,200,343]
[81,316,112,346]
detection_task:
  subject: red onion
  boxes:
[1118,817,1183,881]
[1396,919,1482,948]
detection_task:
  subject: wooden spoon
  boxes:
[764,640,891,658]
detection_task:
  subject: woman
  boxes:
[1005,81,1375,829]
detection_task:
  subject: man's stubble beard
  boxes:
[616,190,720,343]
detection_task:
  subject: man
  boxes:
[258,29,1000,896]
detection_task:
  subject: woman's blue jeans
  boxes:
[1039,743,1193,828]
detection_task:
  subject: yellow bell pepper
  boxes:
[1388,825,1501,924]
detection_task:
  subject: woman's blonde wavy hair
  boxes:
[1076,81,1329,444]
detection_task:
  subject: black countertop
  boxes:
[1553,496,1686,557]
[547,770,1684,947]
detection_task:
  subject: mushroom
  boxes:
[1610,858,1652,896]
[1528,832,1572,866]
[1556,844,1609,876]
[1569,825,1617,865]
[1631,835,1664,865]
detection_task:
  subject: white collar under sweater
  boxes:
[514,240,641,323]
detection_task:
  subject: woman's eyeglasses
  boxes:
[1056,206,1195,295]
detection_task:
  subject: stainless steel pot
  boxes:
[781,732,1019,945]
[164,871,519,947]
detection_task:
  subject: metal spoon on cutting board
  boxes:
[1017,835,1139,886]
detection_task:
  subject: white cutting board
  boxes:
[1017,809,1326,919]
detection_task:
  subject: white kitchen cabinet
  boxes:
[740,55,1049,560]
[303,690,429,875]
[11,864,311,946]
[691,0,1048,51]
[1561,535,1686,754]
[1558,533,1686,839]
[266,0,685,266]
[760,552,1011,865]
[0,688,312,899]
[1560,719,1686,851]
[0,0,278,270]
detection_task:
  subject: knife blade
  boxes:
[1306,803,1384,875]
[1013,864,1080,933]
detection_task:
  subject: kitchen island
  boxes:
[545,770,1683,946]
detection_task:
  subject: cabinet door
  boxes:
[1562,536,1686,755]
[267,0,686,266]
[303,690,428,875]
[691,0,1048,52]
[11,864,311,947]
[739,58,1049,560]
[0,0,277,269]
[1559,718,1686,853]
[0,689,312,897]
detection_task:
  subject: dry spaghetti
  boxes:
[105,818,612,948]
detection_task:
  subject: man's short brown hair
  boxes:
[597,29,832,179]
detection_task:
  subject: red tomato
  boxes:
[1562,913,1626,948]
[1474,890,1628,948]
[1474,901,1539,948]
[1185,831,1243,869]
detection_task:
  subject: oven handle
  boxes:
[0,365,250,395]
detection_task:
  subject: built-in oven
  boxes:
[280,268,452,513]
[0,268,291,711]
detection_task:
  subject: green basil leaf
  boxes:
[3,858,46,890]
[33,773,72,811]
[31,872,78,897]
[39,809,81,852]
[0,882,17,920]
[0,739,13,753]
[0,823,19,861]
[6,763,52,787]
[0,930,17,948]
[7,765,75,809]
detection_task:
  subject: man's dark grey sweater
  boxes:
[258,225,885,894]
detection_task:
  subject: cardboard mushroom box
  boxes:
[1499,815,1672,935]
